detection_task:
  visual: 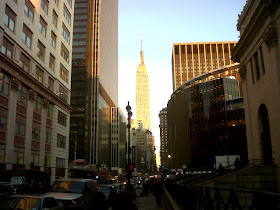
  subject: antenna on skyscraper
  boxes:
[141,34,143,51]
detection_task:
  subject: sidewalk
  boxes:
[137,194,160,210]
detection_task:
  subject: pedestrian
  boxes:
[119,186,138,210]
[152,179,163,208]
[94,192,108,210]
[234,157,241,170]
[218,163,225,175]
[109,187,120,210]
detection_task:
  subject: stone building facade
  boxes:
[232,0,280,166]
[0,0,74,182]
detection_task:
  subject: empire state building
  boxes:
[136,39,151,131]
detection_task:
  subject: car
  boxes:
[46,178,98,209]
[0,169,50,193]
[0,194,63,209]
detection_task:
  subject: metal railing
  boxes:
[164,183,280,210]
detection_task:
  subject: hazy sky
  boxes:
[118,0,247,166]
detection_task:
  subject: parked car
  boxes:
[0,194,63,209]
[0,169,50,193]
[46,178,98,209]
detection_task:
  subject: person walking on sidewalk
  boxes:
[152,179,163,208]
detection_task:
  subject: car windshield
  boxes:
[10,176,25,185]
[0,197,41,209]
[51,181,85,194]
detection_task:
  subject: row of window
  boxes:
[5,4,71,63]
[10,145,65,168]
[1,36,69,97]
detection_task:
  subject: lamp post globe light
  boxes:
[126,101,133,185]
[168,154,171,169]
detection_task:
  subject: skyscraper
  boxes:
[159,107,168,168]
[172,42,237,90]
[70,0,118,167]
[0,0,74,182]
[136,39,151,131]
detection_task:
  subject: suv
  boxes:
[46,178,98,209]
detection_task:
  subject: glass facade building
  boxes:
[167,66,248,169]
[70,0,118,168]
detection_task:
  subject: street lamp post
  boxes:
[126,101,133,185]
[168,154,171,169]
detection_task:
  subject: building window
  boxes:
[67,0,72,8]
[33,94,42,112]
[50,31,56,48]
[20,53,30,72]
[32,128,40,140]
[31,150,39,166]
[1,37,13,60]
[48,77,54,92]
[4,5,16,32]
[52,10,58,27]
[37,41,45,62]
[15,121,25,136]
[254,51,260,80]
[58,111,66,126]
[47,103,53,119]
[39,16,47,37]
[0,72,10,96]
[62,24,70,44]
[59,85,68,102]
[54,0,59,6]
[24,0,34,21]
[61,43,69,63]
[46,132,51,144]
[49,54,55,72]
[13,147,24,165]
[60,64,68,83]
[56,157,65,168]
[22,24,32,48]
[17,85,28,105]
[63,4,71,25]
[260,46,265,75]
[36,66,44,83]
[41,0,48,14]
[57,134,66,148]
[0,117,7,131]
[45,152,50,167]
[0,144,4,163]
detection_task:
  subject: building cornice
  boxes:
[232,1,278,62]
[237,0,253,31]
[173,41,238,46]
[0,54,72,113]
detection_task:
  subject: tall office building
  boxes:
[70,0,118,167]
[136,39,151,131]
[159,107,168,168]
[172,42,237,90]
[0,0,74,182]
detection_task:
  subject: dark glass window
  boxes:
[4,5,16,32]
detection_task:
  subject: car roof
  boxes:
[11,194,52,199]
[55,178,97,182]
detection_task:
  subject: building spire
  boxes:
[140,35,144,65]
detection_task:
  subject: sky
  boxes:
[118,0,247,166]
